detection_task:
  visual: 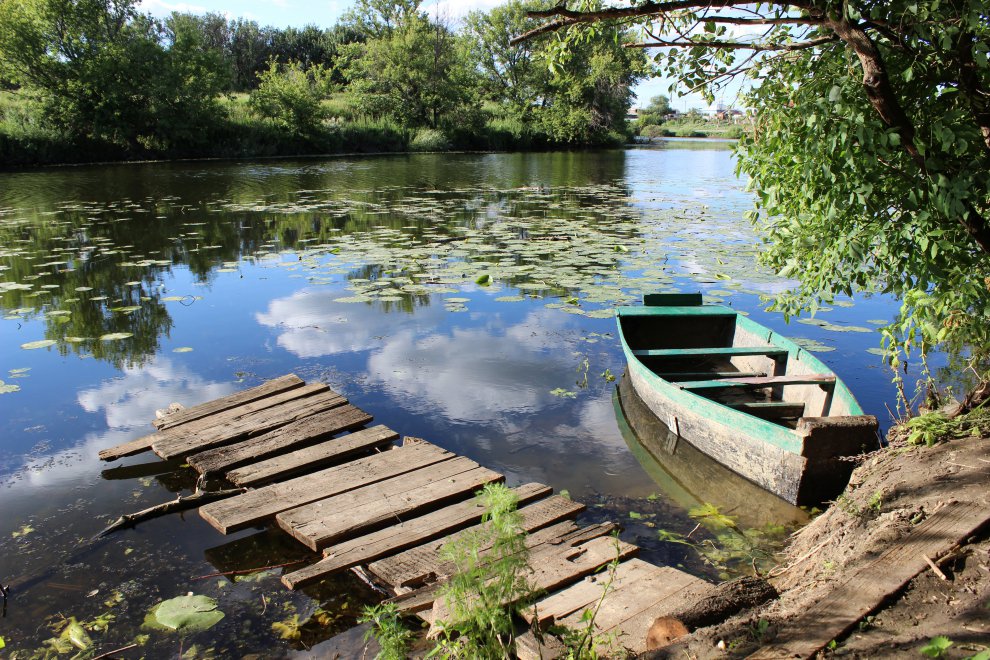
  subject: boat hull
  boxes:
[616,301,879,505]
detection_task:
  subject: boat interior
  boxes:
[620,295,842,429]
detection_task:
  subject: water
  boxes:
[0,145,915,656]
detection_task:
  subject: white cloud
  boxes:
[138,0,209,15]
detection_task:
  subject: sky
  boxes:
[137,0,739,110]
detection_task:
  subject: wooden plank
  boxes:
[152,387,346,459]
[522,558,662,627]
[97,375,310,460]
[728,401,807,419]
[658,371,766,380]
[276,458,504,551]
[187,405,375,476]
[425,534,638,624]
[748,501,989,660]
[633,347,788,359]
[388,522,622,614]
[366,495,587,590]
[98,434,161,462]
[199,440,457,534]
[677,375,836,390]
[156,382,331,448]
[152,374,305,430]
[556,565,709,632]
[224,424,397,487]
[281,483,554,589]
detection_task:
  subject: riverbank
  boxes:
[647,426,990,659]
[0,91,628,169]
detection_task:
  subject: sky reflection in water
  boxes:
[0,145,915,656]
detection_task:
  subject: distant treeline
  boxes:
[0,0,647,167]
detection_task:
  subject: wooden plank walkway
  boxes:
[97,373,716,656]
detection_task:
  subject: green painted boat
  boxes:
[615,293,879,505]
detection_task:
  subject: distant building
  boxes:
[626,107,640,121]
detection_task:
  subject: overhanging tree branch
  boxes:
[624,35,837,51]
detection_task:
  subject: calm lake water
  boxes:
[0,145,914,656]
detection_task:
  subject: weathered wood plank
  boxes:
[152,374,305,431]
[366,495,587,590]
[551,571,712,657]
[187,405,375,476]
[556,565,709,632]
[522,558,662,627]
[152,387,346,460]
[156,381,330,448]
[748,501,989,660]
[677,375,836,391]
[634,347,788,359]
[223,424,397,487]
[425,534,638,624]
[388,522,622,614]
[97,375,311,461]
[98,435,161,462]
[276,459,504,551]
[199,440,457,534]
[281,482,553,589]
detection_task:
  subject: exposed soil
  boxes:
[646,432,990,659]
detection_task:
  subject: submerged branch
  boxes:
[97,487,245,538]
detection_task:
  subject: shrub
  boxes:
[409,128,450,152]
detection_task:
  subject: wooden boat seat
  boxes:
[632,347,789,359]
[727,401,807,419]
[675,375,836,391]
[658,371,766,380]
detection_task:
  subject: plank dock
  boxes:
[99,374,714,656]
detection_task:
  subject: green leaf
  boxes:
[920,636,953,658]
[99,332,134,341]
[20,340,57,350]
[475,273,491,285]
[144,594,225,632]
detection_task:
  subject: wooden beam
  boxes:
[389,522,625,614]
[153,374,305,430]
[224,425,398,487]
[365,495,587,590]
[199,440,457,534]
[275,458,504,551]
[748,501,989,659]
[281,483,554,589]
[634,347,789,359]
[186,405,374,476]
[677,375,836,391]
[152,387,346,459]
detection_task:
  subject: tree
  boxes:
[344,10,475,129]
[249,59,334,137]
[514,0,990,368]
[637,94,672,126]
[342,0,421,39]
[0,0,227,151]
[463,1,545,117]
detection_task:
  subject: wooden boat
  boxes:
[613,370,809,530]
[615,293,879,505]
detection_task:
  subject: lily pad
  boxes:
[173,347,194,353]
[21,339,58,350]
[0,380,21,394]
[144,594,225,632]
[99,332,134,341]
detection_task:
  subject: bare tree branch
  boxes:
[624,35,838,51]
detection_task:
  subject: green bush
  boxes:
[409,128,450,152]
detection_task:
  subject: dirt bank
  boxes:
[647,432,990,659]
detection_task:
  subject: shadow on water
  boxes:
[614,369,809,531]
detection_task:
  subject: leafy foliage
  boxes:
[520,0,990,374]
[249,59,334,137]
[429,483,532,658]
[359,603,414,660]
